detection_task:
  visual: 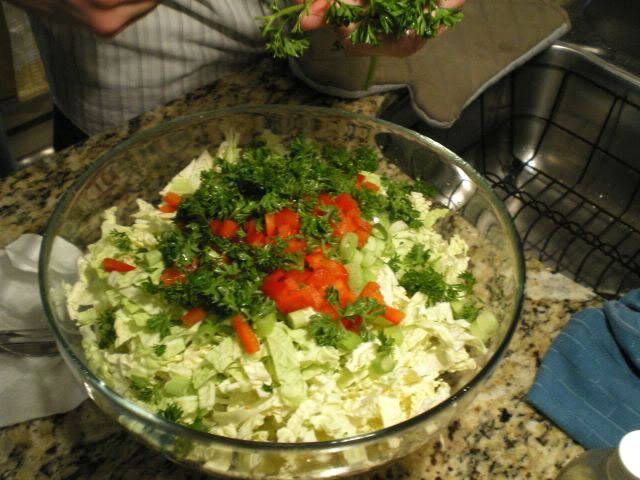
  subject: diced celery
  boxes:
[363,237,378,252]
[286,308,315,329]
[371,354,395,375]
[347,263,364,291]
[338,331,363,352]
[384,326,404,345]
[361,251,377,268]
[372,223,388,241]
[389,221,409,234]
[376,213,390,230]
[362,268,378,284]
[450,300,464,318]
[351,250,364,266]
[254,312,277,338]
[469,310,498,343]
[339,232,359,262]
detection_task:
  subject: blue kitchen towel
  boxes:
[527,289,640,449]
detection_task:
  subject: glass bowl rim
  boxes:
[39,104,525,451]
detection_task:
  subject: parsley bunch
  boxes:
[137,137,441,350]
[144,137,386,321]
[257,0,464,59]
[393,244,477,309]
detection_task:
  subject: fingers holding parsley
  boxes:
[293,0,466,58]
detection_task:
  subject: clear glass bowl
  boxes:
[39,105,525,479]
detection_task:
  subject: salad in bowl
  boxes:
[40,106,523,479]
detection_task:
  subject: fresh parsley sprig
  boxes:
[158,402,183,423]
[96,307,117,349]
[257,0,464,58]
[256,2,309,59]
[395,244,478,308]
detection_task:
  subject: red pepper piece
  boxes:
[102,258,136,273]
[209,219,222,235]
[163,192,182,207]
[219,219,240,239]
[231,314,260,354]
[181,306,207,327]
[160,266,186,286]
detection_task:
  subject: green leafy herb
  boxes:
[400,267,456,305]
[96,307,117,349]
[153,344,167,356]
[457,271,476,295]
[309,315,343,348]
[457,299,480,322]
[130,375,156,402]
[377,331,395,356]
[256,2,309,59]
[403,244,432,269]
[399,264,478,306]
[146,313,176,339]
[388,253,402,272]
[257,0,464,59]
[189,411,208,432]
[311,294,386,350]
[158,402,183,423]
[383,179,424,229]
[157,228,201,268]
[109,230,132,252]
[341,297,384,324]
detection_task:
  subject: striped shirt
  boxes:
[30,1,270,135]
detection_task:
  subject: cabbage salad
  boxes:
[66,133,498,443]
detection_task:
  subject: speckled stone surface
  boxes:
[0,58,602,480]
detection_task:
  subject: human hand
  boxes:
[5,0,159,37]
[297,0,465,57]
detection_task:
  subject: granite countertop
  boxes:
[0,59,602,480]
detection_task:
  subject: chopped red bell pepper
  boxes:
[383,306,405,325]
[209,219,223,235]
[245,219,266,247]
[312,191,372,247]
[316,193,334,207]
[102,258,136,273]
[158,192,182,213]
[218,219,240,239]
[231,314,260,354]
[359,281,385,304]
[285,238,307,253]
[277,284,324,313]
[160,266,186,286]
[358,281,405,324]
[163,192,182,207]
[159,204,177,213]
[274,208,300,236]
[262,269,288,298]
[334,193,360,215]
[265,213,277,237]
[181,306,207,327]
[356,174,380,192]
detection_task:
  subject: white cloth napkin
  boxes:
[0,234,88,427]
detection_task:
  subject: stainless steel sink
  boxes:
[383,42,640,297]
